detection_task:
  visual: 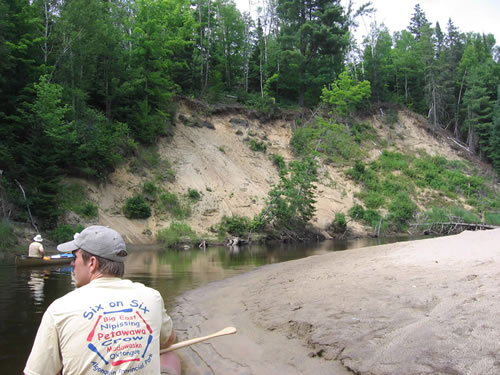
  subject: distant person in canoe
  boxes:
[28,234,45,258]
[24,225,181,375]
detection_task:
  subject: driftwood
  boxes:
[14,179,39,233]
[227,237,249,247]
[411,222,498,235]
[447,136,472,153]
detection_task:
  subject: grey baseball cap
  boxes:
[57,225,128,262]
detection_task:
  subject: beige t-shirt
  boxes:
[28,242,44,257]
[24,277,173,375]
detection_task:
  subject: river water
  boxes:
[0,236,423,373]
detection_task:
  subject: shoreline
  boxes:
[170,229,500,375]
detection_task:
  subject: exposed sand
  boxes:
[170,229,500,375]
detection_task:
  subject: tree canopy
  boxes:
[0,0,499,227]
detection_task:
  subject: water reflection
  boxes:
[27,270,48,305]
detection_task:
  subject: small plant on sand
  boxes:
[159,192,191,219]
[248,139,267,152]
[187,188,202,202]
[331,212,347,233]
[271,153,286,170]
[142,181,158,196]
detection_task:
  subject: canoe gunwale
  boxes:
[15,255,73,267]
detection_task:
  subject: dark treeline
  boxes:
[0,0,499,227]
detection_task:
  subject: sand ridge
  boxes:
[170,229,500,374]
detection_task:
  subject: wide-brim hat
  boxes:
[57,225,127,262]
[33,234,43,242]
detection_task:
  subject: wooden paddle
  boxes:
[160,326,237,353]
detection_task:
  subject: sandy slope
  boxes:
[170,228,500,375]
[81,106,472,244]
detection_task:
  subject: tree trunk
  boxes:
[204,0,211,90]
[199,3,204,89]
[70,48,76,120]
[432,75,437,130]
[42,1,50,64]
[404,73,408,105]
[105,69,111,118]
[259,47,264,98]
[455,69,467,139]
[466,106,477,154]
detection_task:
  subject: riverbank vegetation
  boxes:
[0,0,499,245]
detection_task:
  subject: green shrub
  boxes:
[332,212,347,233]
[49,224,85,243]
[449,206,481,223]
[158,159,176,182]
[485,212,500,225]
[245,92,276,113]
[123,195,152,219]
[59,183,98,219]
[363,209,382,227]
[142,181,158,196]
[383,109,399,126]
[187,188,202,201]
[217,215,251,237]
[346,160,366,181]
[317,120,363,163]
[373,151,409,171]
[290,127,315,156]
[77,202,98,218]
[387,192,417,230]
[0,219,17,250]
[248,139,267,152]
[359,191,385,209]
[272,153,286,170]
[349,204,365,221]
[351,122,376,143]
[157,221,198,248]
[424,206,449,223]
[159,192,191,219]
[130,147,175,182]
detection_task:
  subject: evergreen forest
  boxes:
[0,0,499,233]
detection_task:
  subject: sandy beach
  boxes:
[170,229,500,375]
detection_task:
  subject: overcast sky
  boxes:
[352,0,500,44]
[236,0,500,45]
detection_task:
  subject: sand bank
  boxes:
[170,229,500,375]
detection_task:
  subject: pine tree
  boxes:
[276,0,347,106]
[407,3,430,41]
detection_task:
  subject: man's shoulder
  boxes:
[47,278,161,314]
[90,277,160,296]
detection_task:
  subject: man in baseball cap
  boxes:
[58,225,128,263]
[25,225,181,375]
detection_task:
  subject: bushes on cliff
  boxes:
[123,195,151,219]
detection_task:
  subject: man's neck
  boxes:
[89,272,119,282]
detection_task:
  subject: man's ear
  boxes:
[89,256,99,272]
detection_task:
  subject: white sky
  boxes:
[353,0,500,44]
[236,0,500,45]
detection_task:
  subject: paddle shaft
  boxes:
[160,327,236,353]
